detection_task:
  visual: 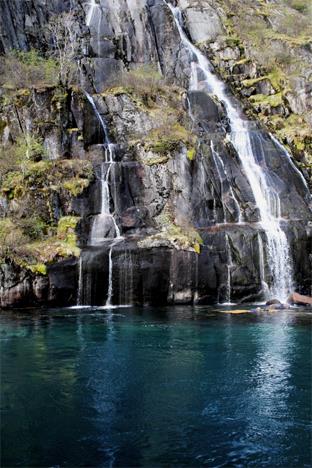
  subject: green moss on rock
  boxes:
[144,123,196,156]
[138,207,203,253]
[249,92,283,108]
[187,148,196,161]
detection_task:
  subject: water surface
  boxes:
[1,306,311,467]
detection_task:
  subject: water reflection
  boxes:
[0,306,311,467]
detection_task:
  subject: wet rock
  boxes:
[187,91,225,131]
[0,263,47,308]
[287,292,312,306]
[267,303,287,311]
[183,4,224,43]
[266,299,282,306]
[47,258,78,306]
[255,79,275,96]
[121,206,148,230]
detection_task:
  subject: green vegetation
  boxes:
[0,216,80,273]
[0,11,80,90]
[249,92,283,108]
[286,0,311,13]
[14,134,47,163]
[0,149,93,273]
[0,49,59,89]
[0,219,28,260]
[131,123,196,164]
[0,134,48,186]
[144,155,170,166]
[104,69,196,164]
[103,65,183,114]
[203,0,311,179]
[107,65,164,107]
[187,148,196,161]
[138,207,203,253]
[1,159,92,202]
[146,123,195,155]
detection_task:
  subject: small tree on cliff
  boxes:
[45,11,80,87]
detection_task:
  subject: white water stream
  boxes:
[79,89,122,305]
[167,3,294,301]
[210,141,242,223]
[224,234,234,305]
[85,92,121,244]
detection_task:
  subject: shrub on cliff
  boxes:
[0,134,46,183]
[0,219,28,260]
[0,11,80,89]
[120,65,164,106]
[0,49,59,89]
[45,11,80,87]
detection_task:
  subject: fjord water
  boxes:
[1,307,311,467]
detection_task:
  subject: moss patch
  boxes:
[144,155,170,166]
[1,159,93,201]
[138,208,203,253]
[249,92,283,108]
[187,147,196,161]
[144,123,196,156]
[0,216,81,275]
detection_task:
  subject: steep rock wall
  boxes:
[0,0,311,307]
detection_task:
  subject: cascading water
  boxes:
[257,233,269,294]
[77,256,83,306]
[224,234,234,305]
[166,2,294,302]
[84,93,121,245]
[78,90,122,306]
[77,3,125,307]
[210,141,242,224]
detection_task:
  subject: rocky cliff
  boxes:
[0,0,311,308]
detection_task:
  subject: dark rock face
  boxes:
[0,0,73,53]
[0,263,49,308]
[0,0,311,308]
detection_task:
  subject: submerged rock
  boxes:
[266,299,282,306]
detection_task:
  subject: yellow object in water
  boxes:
[218,309,249,314]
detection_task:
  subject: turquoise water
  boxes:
[1,306,311,467]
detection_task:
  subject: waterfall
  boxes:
[257,233,269,295]
[210,141,242,223]
[106,244,114,307]
[85,93,121,244]
[85,91,110,144]
[167,2,294,302]
[86,0,103,57]
[86,0,97,27]
[77,255,83,305]
[90,156,121,244]
[77,91,122,306]
[224,234,234,305]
